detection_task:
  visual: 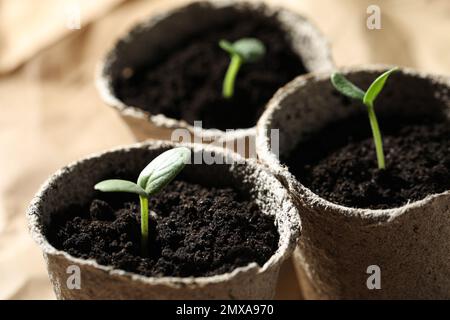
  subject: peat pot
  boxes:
[96,0,334,153]
[256,66,450,299]
[27,141,301,299]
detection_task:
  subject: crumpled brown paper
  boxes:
[0,0,125,74]
[0,0,449,300]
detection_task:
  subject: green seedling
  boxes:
[219,38,266,99]
[331,67,398,169]
[94,147,191,256]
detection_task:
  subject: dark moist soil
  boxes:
[113,10,306,130]
[285,115,450,209]
[49,180,279,277]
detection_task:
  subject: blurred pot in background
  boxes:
[96,0,333,155]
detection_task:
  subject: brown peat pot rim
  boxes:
[256,64,450,223]
[95,0,334,141]
[27,140,301,289]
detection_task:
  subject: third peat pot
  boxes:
[256,66,450,299]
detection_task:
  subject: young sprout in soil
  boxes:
[219,38,266,99]
[331,67,398,169]
[94,147,191,256]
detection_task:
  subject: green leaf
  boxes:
[220,38,265,63]
[137,147,191,196]
[363,67,398,106]
[94,179,147,197]
[232,38,266,63]
[219,40,237,56]
[331,72,365,101]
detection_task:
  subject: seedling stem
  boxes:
[139,195,149,254]
[367,101,385,169]
[219,38,266,99]
[331,67,398,169]
[223,54,243,98]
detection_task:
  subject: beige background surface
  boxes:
[0,0,449,300]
